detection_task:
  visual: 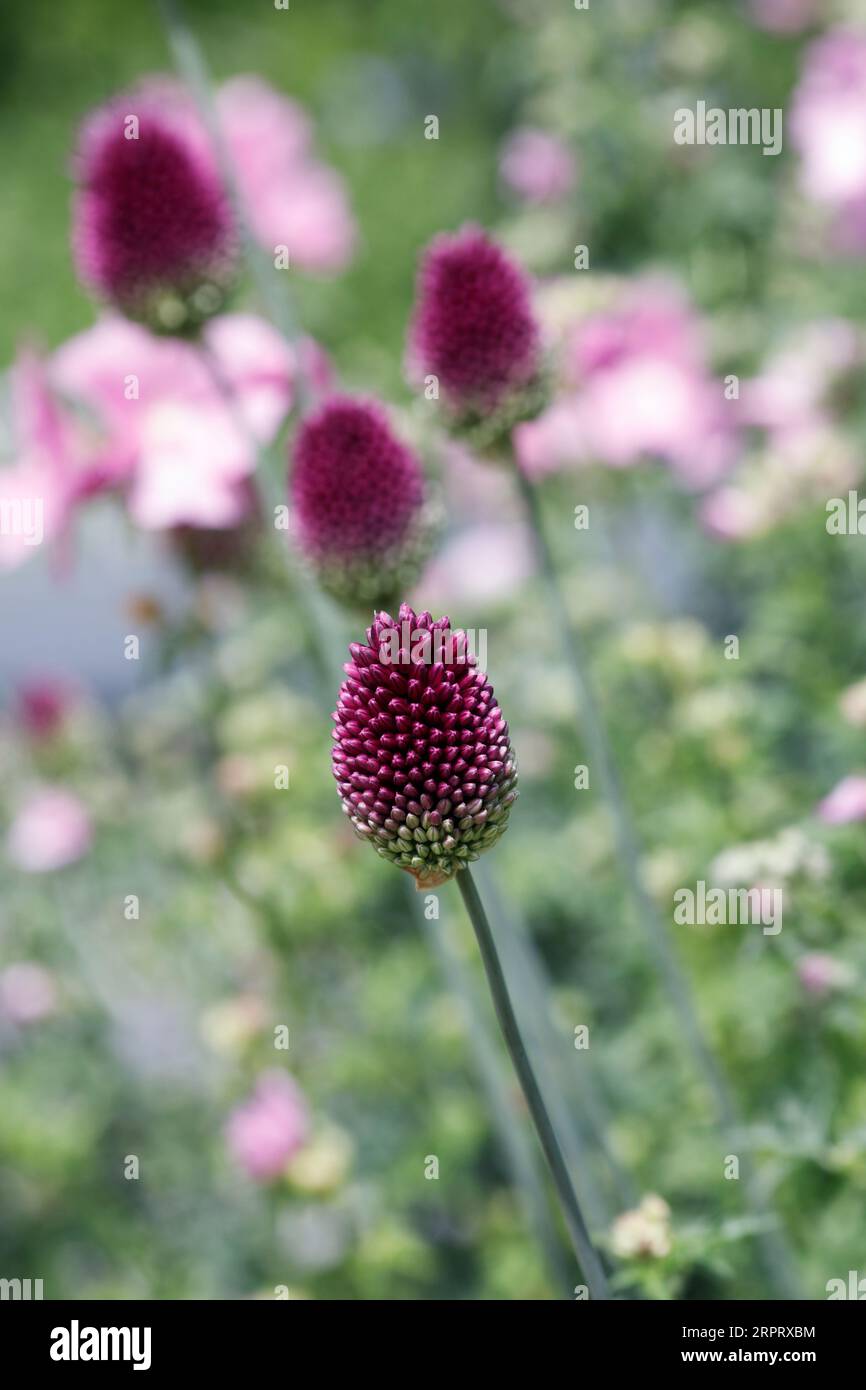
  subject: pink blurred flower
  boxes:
[746,0,820,34]
[816,774,866,825]
[536,278,736,486]
[698,486,764,541]
[797,952,854,999]
[0,351,107,570]
[699,421,858,543]
[217,76,356,273]
[499,128,576,205]
[6,788,92,873]
[514,398,586,480]
[418,521,534,607]
[53,313,320,530]
[226,1070,310,1181]
[737,320,861,439]
[0,963,58,1024]
[790,31,866,250]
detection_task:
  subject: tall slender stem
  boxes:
[420,905,571,1295]
[513,464,801,1299]
[456,867,611,1300]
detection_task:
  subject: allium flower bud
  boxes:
[408,226,545,448]
[72,83,237,333]
[332,604,518,888]
[291,396,433,609]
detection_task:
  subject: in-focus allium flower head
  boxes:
[408,226,545,450]
[72,81,238,333]
[332,603,518,888]
[291,395,433,609]
[225,1070,309,1182]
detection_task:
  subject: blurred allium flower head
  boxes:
[332,603,518,888]
[291,395,433,609]
[72,81,238,332]
[409,226,544,443]
[16,680,70,740]
[499,127,576,205]
[6,787,92,873]
[225,1070,309,1182]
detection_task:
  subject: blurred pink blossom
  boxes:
[499,128,576,205]
[0,351,106,570]
[226,1070,310,1181]
[797,952,853,998]
[418,522,534,607]
[217,76,356,273]
[746,0,820,35]
[53,314,324,530]
[0,963,58,1024]
[514,398,586,480]
[737,320,861,439]
[699,421,857,543]
[790,31,866,249]
[816,774,866,825]
[6,787,92,872]
[523,278,735,486]
[800,956,856,1000]
[698,486,763,541]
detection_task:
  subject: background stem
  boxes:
[513,463,802,1300]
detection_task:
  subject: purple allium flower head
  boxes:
[408,226,543,434]
[72,82,238,333]
[332,603,518,888]
[291,395,433,609]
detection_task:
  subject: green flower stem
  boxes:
[456,866,611,1300]
[513,462,802,1300]
[418,902,571,1295]
[155,0,311,414]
